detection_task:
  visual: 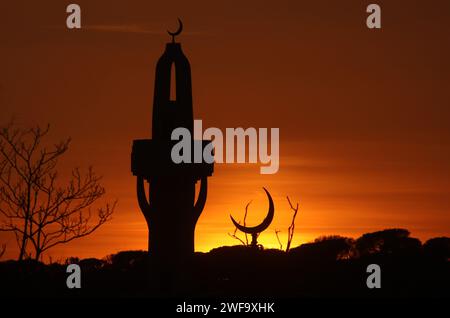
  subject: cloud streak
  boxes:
[83,24,161,34]
[83,24,203,36]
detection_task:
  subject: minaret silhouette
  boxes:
[131,21,213,288]
[152,42,193,140]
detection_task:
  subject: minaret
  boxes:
[152,41,193,140]
[131,20,213,279]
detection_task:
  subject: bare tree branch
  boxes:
[243,201,251,246]
[286,196,299,252]
[227,201,252,246]
[275,229,283,250]
[0,121,115,261]
[227,230,246,246]
[0,244,5,259]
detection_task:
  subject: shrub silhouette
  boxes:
[0,230,448,298]
[289,235,355,262]
[423,237,450,261]
[105,250,148,270]
[79,258,105,272]
[355,228,421,257]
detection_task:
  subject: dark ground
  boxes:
[1,243,448,299]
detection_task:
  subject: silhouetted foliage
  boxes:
[290,235,355,262]
[424,237,450,261]
[64,256,80,264]
[355,228,421,257]
[105,250,148,270]
[79,258,105,272]
[0,231,449,298]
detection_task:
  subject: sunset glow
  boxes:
[1,0,449,261]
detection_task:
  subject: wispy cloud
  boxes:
[83,24,161,34]
[45,24,204,36]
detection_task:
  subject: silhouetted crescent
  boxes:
[230,188,274,234]
[168,18,183,37]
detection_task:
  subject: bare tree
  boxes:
[228,201,252,246]
[275,229,283,250]
[0,244,5,259]
[285,196,299,252]
[228,227,247,246]
[0,122,115,261]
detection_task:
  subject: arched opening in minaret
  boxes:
[170,62,176,102]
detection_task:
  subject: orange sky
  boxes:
[1,0,449,261]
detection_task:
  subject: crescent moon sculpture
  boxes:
[230,187,275,248]
[167,18,183,43]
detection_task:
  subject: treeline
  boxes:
[0,228,448,298]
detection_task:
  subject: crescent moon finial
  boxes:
[230,187,275,235]
[167,18,183,43]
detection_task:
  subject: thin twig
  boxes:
[286,196,299,252]
[275,229,283,250]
